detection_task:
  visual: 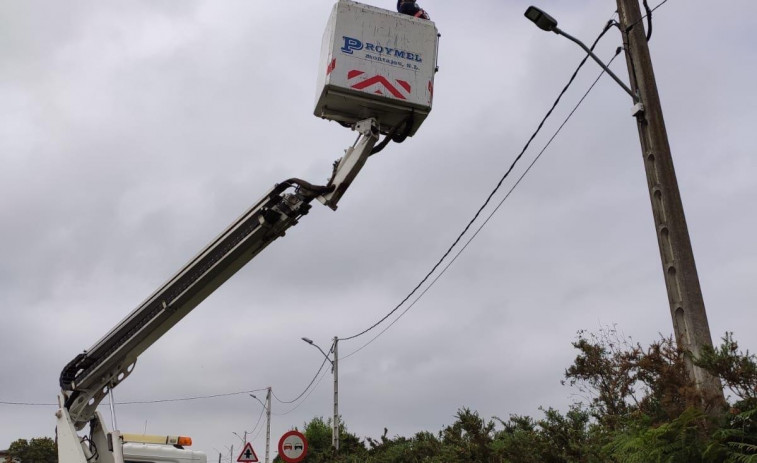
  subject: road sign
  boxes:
[236,442,259,463]
[277,431,307,463]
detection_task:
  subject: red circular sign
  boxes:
[277,430,308,463]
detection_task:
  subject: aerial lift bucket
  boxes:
[314,0,439,137]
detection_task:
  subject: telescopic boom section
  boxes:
[59,180,319,428]
[58,119,379,430]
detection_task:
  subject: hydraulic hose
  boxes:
[370,113,414,156]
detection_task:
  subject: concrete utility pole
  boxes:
[332,336,339,452]
[265,387,272,463]
[302,336,340,451]
[249,391,272,463]
[615,0,725,408]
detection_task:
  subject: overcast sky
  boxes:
[2,0,756,459]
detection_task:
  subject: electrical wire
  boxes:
[271,344,332,405]
[251,418,267,441]
[0,400,56,406]
[2,388,270,407]
[343,48,625,361]
[272,365,330,416]
[625,0,670,35]
[642,0,653,41]
[339,19,616,343]
[245,405,267,439]
[117,389,269,405]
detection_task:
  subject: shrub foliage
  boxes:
[278,331,757,462]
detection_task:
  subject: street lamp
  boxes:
[301,336,339,451]
[524,5,557,32]
[249,389,272,463]
[249,393,265,408]
[212,447,230,463]
[220,444,233,463]
[232,431,246,444]
[301,337,333,366]
[524,6,637,102]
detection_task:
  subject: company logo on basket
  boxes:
[340,36,422,62]
[347,69,411,100]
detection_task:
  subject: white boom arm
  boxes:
[319,119,380,210]
[56,120,379,463]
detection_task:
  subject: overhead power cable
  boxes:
[251,416,267,441]
[245,405,267,439]
[1,388,269,408]
[0,400,56,406]
[642,0,653,41]
[339,19,617,343]
[272,365,330,416]
[117,388,269,405]
[342,48,624,360]
[625,0,670,35]
[271,341,333,405]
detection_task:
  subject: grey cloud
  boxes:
[2,0,756,457]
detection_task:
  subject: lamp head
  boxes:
[301,337,314,344]
[525,6,558,32]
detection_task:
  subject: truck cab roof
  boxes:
[122,443,206,463]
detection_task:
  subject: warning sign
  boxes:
[236,442,259,463]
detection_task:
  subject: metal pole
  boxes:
[230,445,233,463]
[265,387,271,463]
[553,27,637,100]
[332,337,339,451]
[615,0,725,410]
